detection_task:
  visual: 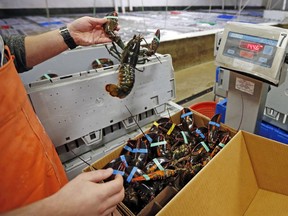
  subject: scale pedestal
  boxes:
[215,22,288,135]
[225,71,270,134]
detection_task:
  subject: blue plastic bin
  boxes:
[215,98,227,123]
[215,98,288,144]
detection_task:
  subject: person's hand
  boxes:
[49,168,124,216]
[67,16,113,46]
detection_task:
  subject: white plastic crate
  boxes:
[24,44,176,148]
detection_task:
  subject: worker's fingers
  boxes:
[100,174,124,197]
[91,17,109,25]
[77,168,113,183]
[101,187,125,215]
[102,205,118,216]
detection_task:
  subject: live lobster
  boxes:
[103,11,161,99]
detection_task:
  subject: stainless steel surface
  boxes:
[226,71,269,133]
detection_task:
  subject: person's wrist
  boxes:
[59,26,78,49]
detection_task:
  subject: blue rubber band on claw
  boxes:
[127,167,137,183]
[209,121,220,127]
[132,148,148,153]
[181,111,193,118]
[145,134,153,143]
[113,169,125,176]
[123,145,133,152]
[120,155,128,167]
[196,129,205,139]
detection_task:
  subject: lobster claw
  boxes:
[208,114,222,146]
[143,157,170,174]
[131,138,149,169]
[103,154,131,171]
[180,108,194,133]
[148,29,161,56]
[190,126,208,145]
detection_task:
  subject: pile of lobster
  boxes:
[100,11,161,99]
[103,108,232,214]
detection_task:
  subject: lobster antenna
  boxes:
[154,53,162,64]
[70,149,97,171]
[167,105,173,122]
[124,105,149,142]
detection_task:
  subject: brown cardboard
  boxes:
[83,110,237,216]
[158,131,288,216]
[138,186,178,216]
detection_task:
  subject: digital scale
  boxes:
[216,22,288,133]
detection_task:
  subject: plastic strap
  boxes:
[153,121,159,127]
[196,129,205,139]
[143,174,150,181]
[150,141,167,147]
[145,134,153,143]
[218,142,225,148]
[180,111,193,118]
[209,121,220,127]
[95,58,101,65]
[113,170,125,176]
[154,35,160,43]
[153,158,164,170]
[123,145,133,152]
[167,123,176,135]
[127,167,137,183]
[200,141,210,152]
[120,155,128,167]
[132,148,148,153]
[105,16,118,19]
[43,74,51,80]
[180,131,188,144]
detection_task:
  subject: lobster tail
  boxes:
[105,84,119,97]
[105,83,133,99]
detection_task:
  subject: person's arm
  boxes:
[2,35,32,73]
[25,16,112,68]
[1,169,124,216]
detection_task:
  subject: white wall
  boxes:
[0,0,265,9]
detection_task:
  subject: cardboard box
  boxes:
[83,110,237,215]
[158,130,288,216]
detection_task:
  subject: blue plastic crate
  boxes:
[214,98,288,144]
[272,127,288,144]
[258,122,274,140]
[215,98,227,123]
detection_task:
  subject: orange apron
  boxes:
[0,46,68,213]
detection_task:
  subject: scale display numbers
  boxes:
[223,32,278,68]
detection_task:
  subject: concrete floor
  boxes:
[173,60,216,108]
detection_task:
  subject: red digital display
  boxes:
[240,50,254,59]
[239,41,264,52]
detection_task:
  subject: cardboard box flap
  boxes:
[138,186,178,216]
[243,131,288,195]
[158,131,258,216]
[244,189,288,215]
